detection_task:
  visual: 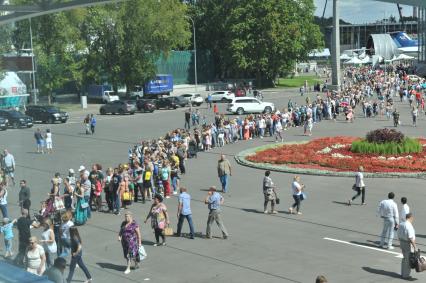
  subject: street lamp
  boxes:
[29,18,37,104]
[186,16,197,91]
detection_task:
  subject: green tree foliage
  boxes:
[7,0,189,100]
[195,0,323,86]
[0,23,13,80]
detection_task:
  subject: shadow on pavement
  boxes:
[96,262,126,272]
[415,234,426,239]
[361,267,403,279]
[332,201,360,206]
[241,208,264,214]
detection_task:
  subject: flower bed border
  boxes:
[235,141,426,178]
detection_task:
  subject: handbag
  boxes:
[412,249,426,272]
[123,191,132,201]
[275,198,280,205]
[352,184,357,191]
[163,225,174,236]
[138,245,147,261]
[300,192,307,200]
[54,197,65,210]
[80,200,89,209]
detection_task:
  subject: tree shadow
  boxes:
[361,267,403,279]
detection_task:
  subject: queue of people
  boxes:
[0,63,425,282]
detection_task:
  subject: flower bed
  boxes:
[242,136,426,175]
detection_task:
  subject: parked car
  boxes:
[99,100,136,115]
[155,97,179,109]
[0,116,8,130]
[0,109,33,128]
[179,93,204,106]
[206,91,235,102]
[25,105,69,124]
[227,97,275,115]
[135,99,156,112]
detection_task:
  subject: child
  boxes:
[0,218,17,257]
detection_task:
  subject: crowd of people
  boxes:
[0,63,425,282]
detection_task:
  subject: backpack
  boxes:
[144,171,152,181]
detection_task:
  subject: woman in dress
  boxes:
[66,227,92,283]
[26,236,46,275]
[74,181,88,225]
[144,194,170,246]
[118,211,142,274]
[40,219,57,268]
[243,119,250,140]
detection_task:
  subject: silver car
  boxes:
[99,100,136,115]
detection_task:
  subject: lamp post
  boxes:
[29,17,37,104]
[187,16,197,91]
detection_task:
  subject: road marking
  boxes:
[323,237,403,258]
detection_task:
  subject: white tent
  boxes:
[395,54,415,61]
[344,57,363,64]
[340,54,352,60]
[0,72,27,96]
[360,56,372,64]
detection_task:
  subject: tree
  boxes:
[81,0,190,93]
[195,0,323,86]
[0,23,14,80]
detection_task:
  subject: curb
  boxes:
[235,142,426,179]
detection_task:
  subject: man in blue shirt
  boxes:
[204,186,228,239]
[176,187,195,239]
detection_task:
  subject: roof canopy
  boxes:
[375,0,426,8]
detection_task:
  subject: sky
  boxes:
[314,0,414,24]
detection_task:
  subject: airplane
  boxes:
[388,31,418,54]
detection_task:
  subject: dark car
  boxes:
[25,105,69,124]
[99,100,137,115]
[135,99,156,113]
[173,96,189,107]
[0,109,33,129]
[155,97,178,109]
[0,116,8,130]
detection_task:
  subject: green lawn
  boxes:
[277,76,322,88]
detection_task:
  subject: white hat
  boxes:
[78,165,85,172]
[68,168,75,174]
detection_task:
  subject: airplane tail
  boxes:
[390,31,418,48]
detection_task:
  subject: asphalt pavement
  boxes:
[1,88,426,283]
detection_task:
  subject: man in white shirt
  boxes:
[2,150,16,186]
[398,213,416,279]
[400,197,410,223]
[378,192,399,249]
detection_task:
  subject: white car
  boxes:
[408,75,423,82]
[180,93,204,106]
[227,97,275,115]
[208,91,235,102]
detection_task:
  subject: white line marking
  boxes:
[324,237,403,258]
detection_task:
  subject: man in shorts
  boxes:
[2,150,15,186]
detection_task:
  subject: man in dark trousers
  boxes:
[14,209,32,266]
[18,180,31,211]
[184,109,191,130]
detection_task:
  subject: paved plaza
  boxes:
[1,88,426,283]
